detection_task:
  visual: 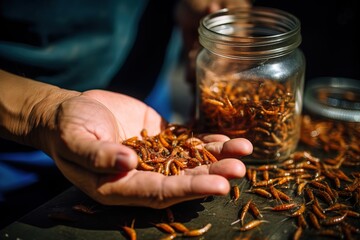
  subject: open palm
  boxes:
[47,90,252,208]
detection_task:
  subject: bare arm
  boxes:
[0,67,252,209]
[0,69,80,152]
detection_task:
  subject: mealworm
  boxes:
[182,223,212,237]
[238,220,269,231]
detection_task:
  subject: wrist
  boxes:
[27,87,80,152]
[0,70,80,152]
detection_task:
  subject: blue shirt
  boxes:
[0,0,182,194]
[0,0,148,90]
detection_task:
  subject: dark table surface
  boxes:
[1,120,359,240]
[0,180,325,240]
[1,165,359,240]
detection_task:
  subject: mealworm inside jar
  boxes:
[197,78,302,162]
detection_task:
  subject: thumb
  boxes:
[54,139,139,173]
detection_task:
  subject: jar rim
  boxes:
[304,77,360,122]
[198,7,302,59]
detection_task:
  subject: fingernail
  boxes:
[115,152,130,171]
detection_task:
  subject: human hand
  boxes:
[41,89,252,208]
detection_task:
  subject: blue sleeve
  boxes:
[0,0,148,91]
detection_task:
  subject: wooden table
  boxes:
[1,120,359,240]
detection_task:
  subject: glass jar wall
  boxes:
[195,7,305,162]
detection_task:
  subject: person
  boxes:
[0,69,252,206]
[0,0,252,228]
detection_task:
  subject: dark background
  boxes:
[254,0,360,84]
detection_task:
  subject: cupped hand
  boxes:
[47,89,252,209]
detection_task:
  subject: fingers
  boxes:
[155,174,231,207]
[57,154,246,210]
[198,134,230,143]
[184,158,246,179]
[83,142,138,172]
[96,171,233,209]
[204,138,253,159]
[209,158,246,178]
[98,158,246,208]
[113,144,139,171]
[56,138,138,174]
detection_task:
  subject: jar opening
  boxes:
[198,7,302,60]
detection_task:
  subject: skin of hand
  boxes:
[47,90,253,208]
[0,70,252,209]
[175,0,252,95]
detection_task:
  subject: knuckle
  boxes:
[89,148,108,169]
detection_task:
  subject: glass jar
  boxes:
[301,77,360,166]
[195,7,305,162]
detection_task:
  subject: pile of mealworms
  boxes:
[122,124,218,175]
[229,114,360,239]
[58,115,359,240]
[197,78,300,161]
[119,115,359,239]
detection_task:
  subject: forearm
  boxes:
[0,69,80,151]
